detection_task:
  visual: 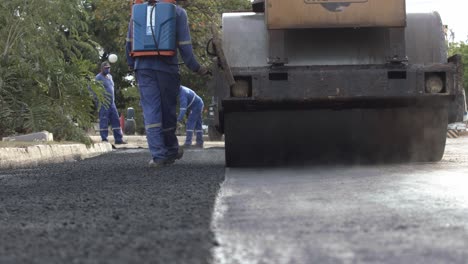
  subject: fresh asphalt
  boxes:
[1,138,468,263]
[213,138,468,264]
[0,147,225,264]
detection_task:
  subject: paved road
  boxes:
[1,138,468,263]
[212,138,468,264]
[0,147,225,264]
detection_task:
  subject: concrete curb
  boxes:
[89,135,217,143]
[89,135,225,149]
[0,143,113,169]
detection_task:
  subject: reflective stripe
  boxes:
[126,38,133,42]
[112,127,121,130]
[98,129,108,131]
[195,130,204,133]
[146,123,162,129]
[187,92,196,109]
[163,127,176,132]
[179,108,187,110]
[178,40,192,45]
[186,130,194,132]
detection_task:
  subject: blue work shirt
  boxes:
[178,86,201,122]
[126,4,201,74]
[95,73,115,103]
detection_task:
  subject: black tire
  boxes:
[208,125,223,141]
[124,119,136,135]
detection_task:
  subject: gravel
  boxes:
[0,147,225,264]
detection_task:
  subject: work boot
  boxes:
[166,148,184,163]
[148,158,174,168]
[114,140,127,145]
[176,147,184,159]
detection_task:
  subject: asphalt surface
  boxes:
[1,138,468,264]
[213,137,468,264]
[0,147,225,264]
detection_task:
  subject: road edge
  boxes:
[0,143,113,169]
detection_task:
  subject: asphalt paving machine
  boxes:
[208,0,465,167]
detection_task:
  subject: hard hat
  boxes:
[101,61,111,69]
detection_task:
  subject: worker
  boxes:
[126,0,209,168]
[178,86,204,148]
[95,61,127,145]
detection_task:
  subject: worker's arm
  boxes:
[125,20,135,70]
[176,8,201,73]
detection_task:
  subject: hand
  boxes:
[197,66,209,76]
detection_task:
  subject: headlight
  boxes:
[425,74,444,94]
[231,79,250,98]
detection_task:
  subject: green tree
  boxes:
[86,0,131,112]
[0,0,252,141]
[0,0,105,143]
[86,0,251,134]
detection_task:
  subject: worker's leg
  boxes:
[136,69,166,161]
[185,107,199,146]
[194,100,204,147]
[109,103,124,143]
[159,72,181,158]
[98,107,109,141]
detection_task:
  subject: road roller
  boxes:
[208,0,465,167]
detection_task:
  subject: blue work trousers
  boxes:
[99,103,123,142]
[136,69,180,161]
[185,99,204,146]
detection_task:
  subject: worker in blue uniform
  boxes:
[178,86,204,148]
[126,0,208,167]
[95,61,126,144]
